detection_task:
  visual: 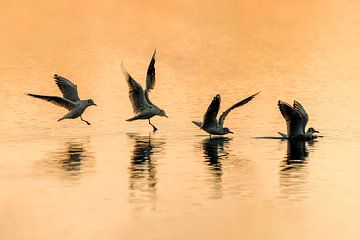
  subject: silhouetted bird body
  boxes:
[28,74,97,125]
[192,92,260,136]
[278,100,319,140]
[122,50,167,131]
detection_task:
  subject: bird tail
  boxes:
[192,121,202,128]
[126,116,137,122]
[278,132,288,139]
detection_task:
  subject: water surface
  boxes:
[1,1,360,239]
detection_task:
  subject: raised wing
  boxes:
[28,93,76,110]
[202,94,221,128]
[278,100,304,137]
[54,74,80,102]
[146,49,156,91]
[144,90,155,106]
[122,64,150,113]
[219,92,260,126]
[293,100,308,133]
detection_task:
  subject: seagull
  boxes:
[122,50,168,132]
[28,74,97,125]
[192,92,260,136]
[278,100,319,140]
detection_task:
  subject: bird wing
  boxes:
[28,93,76,110]
[218,92,260,127]
[142,50,157,106]
[202,94,221,128]
[293,100,309,133]
[144,90,155,106]
[54,74,80,102]
[146,49,156,92]
[122,64,150,113]
[278,100,304,136]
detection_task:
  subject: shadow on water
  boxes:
[127,133,165,206]
[34,138,95,182]
[201,137,231,199]
[279,140,317,201]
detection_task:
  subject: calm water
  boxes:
[1,1,360,239]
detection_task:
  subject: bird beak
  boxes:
[164,114,168,118]
[93,103,97,106]
[314,130,320,133]
[230,131,234,134]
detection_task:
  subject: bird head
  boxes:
[223,127,233,134]
[307,127,319,134]
[159,109,168,118]
[87,99,97,106]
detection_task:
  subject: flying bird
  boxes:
[278,100,319,140]
[122,50,168,132]
[192,92,260,136]
[28,74,97,125]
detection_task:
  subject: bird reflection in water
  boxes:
[279,140,316,201]
[283,140,309,170]
[60,142,86,172]
[202,137,231,199]
[128,133,165,205]
[35,139,94,181]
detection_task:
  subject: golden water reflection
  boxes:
[201,137,231,198]
[1,0,360,239]
[34,139,95,181]
[279,140,316,201]
[128,133,165,205]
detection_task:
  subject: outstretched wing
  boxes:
[28,93,76,110]
[122,64,150,113]
[202,94,221,128]
[218,92,260,126]
[146,49,156,92]
[54,74,80,102]
[278,100,304,137]
[293,100,308,133]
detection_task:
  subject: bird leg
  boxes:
[80,116,91,125]
[148,119,158,132]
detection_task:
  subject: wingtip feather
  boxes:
[121,63,133,82]
[121,63,128,75]
[278,100,285,106]
[28,93,38,98]
[53,74,61,80]
[250,91,260,99]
